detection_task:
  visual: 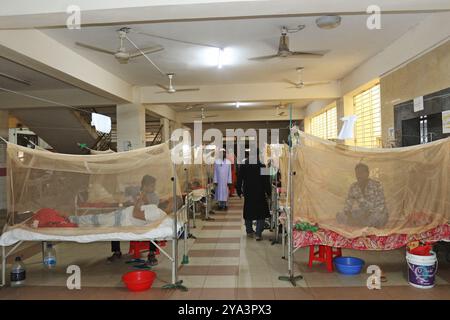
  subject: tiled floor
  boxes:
[0,196,449,300]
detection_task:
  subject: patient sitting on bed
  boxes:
[336,163,388,228]
[124,176,170,210]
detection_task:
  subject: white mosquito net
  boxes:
[5,141,184,235]
[176,146,214,193]
[281,132,450,238]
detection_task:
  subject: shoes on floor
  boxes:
[147,254,159,266]
[106,251,122,263]
[255,235,262,241]
[247,231,255,238]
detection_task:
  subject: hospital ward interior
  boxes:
[0,0,449,301]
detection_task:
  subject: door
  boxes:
[402,118,420,146]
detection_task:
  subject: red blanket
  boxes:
[30,208,78,228]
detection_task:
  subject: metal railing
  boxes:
[149,125,163,146]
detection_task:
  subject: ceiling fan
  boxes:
[192,107,218,120]
[75,28,164,64]
[249,27,329,61]
[0,72,31,86]
[156,73,200,94]
[284,67,330,89]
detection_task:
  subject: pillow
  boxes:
[142,204,167,222]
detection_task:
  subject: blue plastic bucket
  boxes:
[406,251,437,289]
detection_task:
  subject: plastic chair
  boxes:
[308,245,342,272]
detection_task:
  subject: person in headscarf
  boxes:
[236,148,271,241]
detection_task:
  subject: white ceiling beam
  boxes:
[176,107,305,123]
[0,88,114,109]
[1,0,449,29]
[145,104,177,121]
[139,81,341,105]
[341,11,450,94]
[0,29,133,103]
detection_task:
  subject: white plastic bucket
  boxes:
[406,251,438,289]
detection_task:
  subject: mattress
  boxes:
[0,217,183,246]
[293,224,450,251]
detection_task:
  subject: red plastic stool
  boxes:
[128,241,150,259]
[308,245,342,272]
[128,241,167,259]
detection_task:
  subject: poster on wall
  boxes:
[443,110,450,134]
[413,96,424,112]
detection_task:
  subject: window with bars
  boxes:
[311,106,337,140]
[353,84,381,147]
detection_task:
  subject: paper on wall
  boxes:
[443,110,450,134]
[413,96,424,112]
[338,115,358,140]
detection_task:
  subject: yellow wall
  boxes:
[304,101,337,135]
[314,40,450,147]
[8,115,22,128]
[380,40,450,145]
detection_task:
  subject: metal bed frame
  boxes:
[74,191,121,216]
[276,120,450,287]
[1,170,189,290]
[270,184,284,246]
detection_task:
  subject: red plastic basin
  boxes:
[410,245,432,256]
[122,271,156,292]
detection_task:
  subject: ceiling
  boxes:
[0,57,117,110]
[42,13,429,86]
[170,100,311,112]
[0,57,73,91]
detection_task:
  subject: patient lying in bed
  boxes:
[68,204,167,227]
[69,175,169,227]
[336,163,388,228]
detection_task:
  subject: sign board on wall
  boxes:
[443,110,450,134]
[413,96,424,112]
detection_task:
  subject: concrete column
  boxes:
[160,118,170,143]
[0,111,8,213]
[116,103,146,151]
[336,98,345,133]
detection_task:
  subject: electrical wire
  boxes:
[0,86,91,114]
[136,31,221,49]
[125,34,166,77]
[13,126,98,131]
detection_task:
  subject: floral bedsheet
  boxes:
[293,224,450,250]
